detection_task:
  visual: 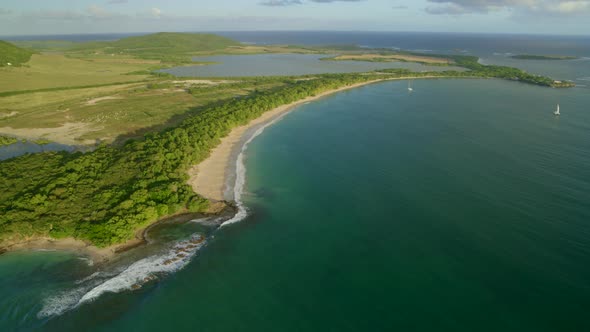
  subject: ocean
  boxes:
[1,32,590,331]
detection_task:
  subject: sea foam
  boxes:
[38,235,206,318]
[221,110,291,227]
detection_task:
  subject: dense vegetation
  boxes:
[0,135,18,147]
[409,54,575,88]
[511,54,578,60]
[0,40,34,67]
[0,73,386,247]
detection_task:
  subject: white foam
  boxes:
[221,112,290,227]
[77,257,94,267]
[38,287,86,318]
[38,235,206,318]
[75,272,102,285]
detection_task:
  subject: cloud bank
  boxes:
[425,0,590,15]
[260,0,364,6]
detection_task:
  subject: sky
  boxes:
[0,0,589,36]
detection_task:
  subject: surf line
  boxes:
[220,108,294,227]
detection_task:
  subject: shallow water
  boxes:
[161,53,463,77]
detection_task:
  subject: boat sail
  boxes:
[408,80,413,92]
[554,104,560,116]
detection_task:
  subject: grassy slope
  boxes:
[0,40,34,67]
[0,77,285,144]
[0,54,154,93]
[68,32,240,63]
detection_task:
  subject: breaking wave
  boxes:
[38,235,206,318]
[221,111,291,227]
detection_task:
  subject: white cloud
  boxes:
[151,7,162,19]
[88,5,118,19]
[425,0,590,15]
[543,0,590,13]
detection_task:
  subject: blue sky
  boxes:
[0,0,589,35]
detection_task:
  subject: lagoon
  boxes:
[161,53,464,77]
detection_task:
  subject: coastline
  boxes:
[187,79,390,201]
[0,205,236,263]
[0,76,441,261]
[188,76,447,202]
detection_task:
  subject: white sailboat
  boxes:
[408,80,413,92]
[554,104,560,116]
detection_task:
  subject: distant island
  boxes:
[511,54,579,60]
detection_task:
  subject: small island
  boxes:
[511,54,579,60]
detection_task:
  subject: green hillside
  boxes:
[111,32,239,53]
[0,40,34,67]
[69,32,240,63]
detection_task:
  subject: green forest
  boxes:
[511,54,578,60]
[0,41,33,67]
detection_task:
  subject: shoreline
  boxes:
[188,76,440,202]
[0,204,237,263]
[188,78,389,201]
[0,76,442,261]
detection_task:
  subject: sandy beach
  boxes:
[188,79,391,201]
[1,237,117,263]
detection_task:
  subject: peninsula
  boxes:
[0,32,576,258]
[511,54,579,60]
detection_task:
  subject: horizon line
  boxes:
[1,30,589,39]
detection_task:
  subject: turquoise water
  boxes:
[161,53,464,77]
[2,78,589,331]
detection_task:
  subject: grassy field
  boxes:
[0,54,154,92]
[0,33,298,145]
[0,77,285,145]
